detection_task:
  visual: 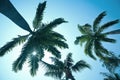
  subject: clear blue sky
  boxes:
[0,0,120,80]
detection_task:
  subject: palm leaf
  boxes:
[29,55,39,76]
[65,53,74,67]
[84,39,96,60]
[74,35,90,46]
[33,1,46,30]
[47,45,61,58]
[101,37,116,43]
[98,19,119,33]
[0,35,29,56]
[93,11,106,32]
[45,71,63,79]
[50,57,64,67]
[72,60,90,72]
[42,18,67,32]
[103,29,120,35]
[12,41,33,72]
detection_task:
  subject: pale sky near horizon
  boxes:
[0,0,120,80]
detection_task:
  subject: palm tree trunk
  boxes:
[0,0,32,33]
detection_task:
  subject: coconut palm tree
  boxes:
[0,0,32,32]
[0,1,68,76]
[75,11,120,60]
[42,53,90,80]
[101,53,120,73]
[101,72,120,80]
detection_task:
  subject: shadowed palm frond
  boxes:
[29,55,39,76]
[45,71,63,79]
[72,60,90,72]
[101,37,116,43]
[93,11,106,32]
[64,53,74,67]
[102,53,120,72]
[74,35,90,46]
[103,29,120,35]
[42,18,67,32]
[98,19,119,33]
[33,1,46,30]
[12,41,33,72]
[47,45,61,58]
[85,39,96,60]
[0,35,29,56]
[101,72,120,80]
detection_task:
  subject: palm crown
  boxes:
[42,53,90,80]
[75,11,120,60]
[0,1,68,76]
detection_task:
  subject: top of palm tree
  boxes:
[75,11,120,60]
[42,53,90,80]
[0,1,68,76]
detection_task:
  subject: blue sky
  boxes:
[0,0,120,80]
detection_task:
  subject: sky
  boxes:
[0,0,120,80]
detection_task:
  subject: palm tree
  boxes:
[101,72,120,80]
[0,0,32,32]
[75,11,120,60]
[0,1,68,76]
[101,53,120,73]
[42,53,90,80]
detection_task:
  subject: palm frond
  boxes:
[93,11,106,32]
[49,31,67,41]
[12,41,33,72]
[84,39,96,60]
[29,55,39,76]
[101,37,116,43]
[43,18,67,31]
[0,35,29,56]
[103,29,120,35]
[72,60,90,72]
[47,45,61,58]
[33,1,46,30]
[74,35,90,46]
[45,71,63,79]
[98,19,119,33]
[50,57,64,67]
[65,53,74,67]
[78,24,86,34]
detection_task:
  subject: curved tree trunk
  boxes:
[0,0,32,33]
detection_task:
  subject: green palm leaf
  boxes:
[84,39,96,60]
[33,1,46,30]
[42,18,67,32]
[103,29,120,35]
[98,19,119,33]
[72,60,90,72]
[29,55,39,76]
[74,35,90,46]
[45,71,63,79]
[47,45,61,58]
[0,35,29,56]
[12,42,33,72]
[101,37,116,43]
[93,11,106,32]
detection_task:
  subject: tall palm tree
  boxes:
[0,1,68,76]
[101,72,120,80]
[0,0,32,32]
[75,11,120,60]
[42,53,90,80]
